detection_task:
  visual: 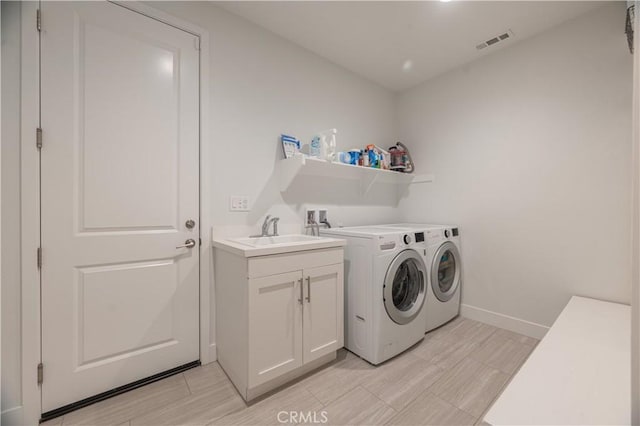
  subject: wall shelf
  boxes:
[277,156,433,195]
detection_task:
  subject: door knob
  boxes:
[176,239,196,249]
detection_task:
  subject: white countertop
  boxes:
[212,235,346,258]
[484,296,630,425]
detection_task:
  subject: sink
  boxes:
[213,234,346,257]
[232,234,322,247]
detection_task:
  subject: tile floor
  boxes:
[42,317,538,426]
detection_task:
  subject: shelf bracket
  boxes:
[360,172,378,195]
[277,156,305,192]
[397,174,435,203]
[410,174,435,184]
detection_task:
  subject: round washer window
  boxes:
[384,250,426,325]
[431,242,461,302]
[437,250,456,294]
[392,259,422,312]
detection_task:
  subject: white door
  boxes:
[40,2,200,412]
[303,264,344,363]
[248,271,304,387]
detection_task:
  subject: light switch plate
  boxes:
[229,195,250,212]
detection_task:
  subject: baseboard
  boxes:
[1,406,23,426]
[460,304,549,339]
[207,342,217,363]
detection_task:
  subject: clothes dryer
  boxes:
[378,224,462,332]
[319,226,427,364]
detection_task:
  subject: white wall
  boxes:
[1,1,22,423]
[149,1,401,239]
[397,3,633,333]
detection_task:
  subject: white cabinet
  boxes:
[303,264,343,364]
[248,271,304,387]
[214,247,344,401]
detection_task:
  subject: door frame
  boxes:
[632,2,640,424]
[19,2,212,424]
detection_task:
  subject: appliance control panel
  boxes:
[379,232,429,251]
[379,241,396,251]
[426,228,444,244]
[443,228,459,239]
[378,235,397,251]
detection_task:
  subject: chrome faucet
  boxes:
[267,216,279,236]
[260,215,272,236]
[252,215,280,238]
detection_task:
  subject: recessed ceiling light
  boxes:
[402,60,413,72]
[440,0,451,3]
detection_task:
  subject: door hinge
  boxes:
[36,127,43,150]
[37,247,42,269]
[36,9,41,32]
[37,363,43,385]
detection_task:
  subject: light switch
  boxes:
[229,196,250,212]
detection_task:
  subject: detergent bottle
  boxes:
[313,128,337,162]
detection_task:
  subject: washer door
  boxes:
[383,250,426,325]
[431,241,461,302]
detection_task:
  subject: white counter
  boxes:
[484,296,630,425]
[212,234,346,258]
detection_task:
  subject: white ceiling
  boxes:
[216,1,607,92]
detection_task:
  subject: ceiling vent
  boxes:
[476,30,514,50]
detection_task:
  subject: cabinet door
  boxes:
[302,263,344,364]
[248,271,304,387]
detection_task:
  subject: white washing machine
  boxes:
[319,226,428,365]
[379,224,462,332]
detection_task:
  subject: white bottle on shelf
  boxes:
[313,128,337,162]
